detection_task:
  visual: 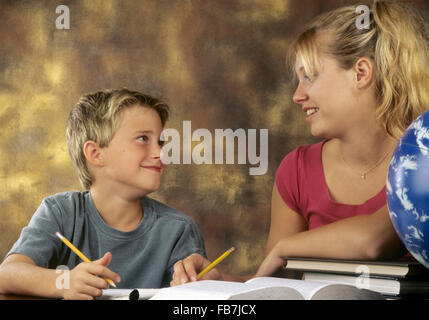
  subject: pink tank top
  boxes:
[275,140,387,230]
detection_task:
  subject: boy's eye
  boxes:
[138,135,149,142]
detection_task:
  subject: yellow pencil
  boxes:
[55,232,117,288]
[197,247,235,279]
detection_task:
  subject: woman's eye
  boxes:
[304,74,312,82]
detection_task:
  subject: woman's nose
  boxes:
[293,82,309,105]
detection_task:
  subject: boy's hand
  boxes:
[171,253,221,286]
[62,252,120,300]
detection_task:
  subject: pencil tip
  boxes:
[229,246,235,252]
[55,232,62,239]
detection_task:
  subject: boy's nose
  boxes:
[151,144,162,159]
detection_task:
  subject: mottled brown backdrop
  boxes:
[1,0,428,276]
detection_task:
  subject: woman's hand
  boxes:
[171,253,221,286]
[255,242,286,277]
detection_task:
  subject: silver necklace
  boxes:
[340,149,391,180]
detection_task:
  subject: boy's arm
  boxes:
[0,253,121,299]
[0,254,64,298]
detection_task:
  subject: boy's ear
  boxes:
[83,140,104,166]
[354,57,374,89]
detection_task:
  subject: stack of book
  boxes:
[284,257,429,299]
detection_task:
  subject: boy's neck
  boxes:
[89,186,144,232]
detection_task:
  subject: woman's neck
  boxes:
[336,128,398,171]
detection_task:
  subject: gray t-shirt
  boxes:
[7,191,206,288]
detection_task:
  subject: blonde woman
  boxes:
[171,1,429,284]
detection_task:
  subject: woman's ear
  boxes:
[354,57,374,89]
[83,140,104,166]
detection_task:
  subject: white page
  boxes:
[151,280,308,300]
[246,277,334,300]
[151,280,268,300]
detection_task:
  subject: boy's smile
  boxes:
[97,105,165,198]
[141,165,162,173]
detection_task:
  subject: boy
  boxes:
[0,89,206,299]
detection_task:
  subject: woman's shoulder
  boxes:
[279,139,326,167]
[276,139,327,187]
[275,140,327,213]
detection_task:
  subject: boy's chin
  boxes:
[138,183,161,195]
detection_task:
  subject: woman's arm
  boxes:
[265,184,308,256]
[172,182,406,282]
[256,202,407,276]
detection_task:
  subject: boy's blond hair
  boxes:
[290,1,429,139]
[66,88,169,189]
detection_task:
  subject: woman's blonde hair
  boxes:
[66,88,169,190]
[291,0,429,139]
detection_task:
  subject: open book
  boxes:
[100,277,384,300]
